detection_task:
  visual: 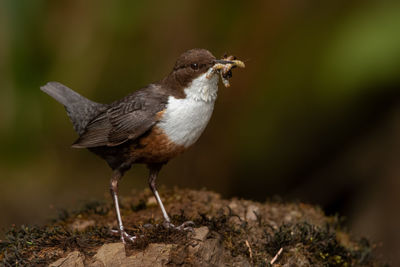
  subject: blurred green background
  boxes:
[1,0,400,264]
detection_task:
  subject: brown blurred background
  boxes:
[1,0,400,264]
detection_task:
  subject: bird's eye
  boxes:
[190,63,199,70]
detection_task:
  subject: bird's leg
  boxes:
[110,170,136,243]
[148,164,194,231]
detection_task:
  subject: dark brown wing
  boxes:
[72,85,168,148]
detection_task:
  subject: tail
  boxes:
[40,82,106,135]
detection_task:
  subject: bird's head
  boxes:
[161,49,245,101]
[172,49,245,87]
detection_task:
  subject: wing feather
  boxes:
[72,85,168,148]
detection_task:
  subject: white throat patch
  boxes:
[184,69,219,102]
[158,70,219,147]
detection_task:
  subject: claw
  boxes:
[175,221,195,232]
[163,220,195,232]
[111,229,138,243]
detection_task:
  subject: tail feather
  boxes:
[41,82,106,135]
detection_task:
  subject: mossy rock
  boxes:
[0,188,387,266]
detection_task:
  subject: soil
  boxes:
[0,188,388,266]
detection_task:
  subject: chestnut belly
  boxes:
[129,126,186,164]
[89,127,186,170]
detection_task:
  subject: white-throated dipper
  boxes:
[41,48,245,243]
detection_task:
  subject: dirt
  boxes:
[0,188,388,266]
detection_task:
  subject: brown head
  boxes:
[159,48,243,98]
[174,49,216,74]
[160,49,215,96]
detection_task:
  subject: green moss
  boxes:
[194,212,249,258]
[263,222,377,266]
[0,224,116,266]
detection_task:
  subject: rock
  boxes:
[192,226,209,241]
[245,205,259,221]
[197,238,224,264]
[49,251,85,267]
[89,243,126,267]
[187,227,210,256]
[126,243,173,267]
[1,188,386,267]
[87,242,174,267]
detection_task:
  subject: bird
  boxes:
[41,48,245,243]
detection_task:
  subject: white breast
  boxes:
[158,71,219,147]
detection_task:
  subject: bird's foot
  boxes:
[163,220,195,232]
[143,220,195,232]
[110,229,138,243]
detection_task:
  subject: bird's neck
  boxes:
[184,71,219,103]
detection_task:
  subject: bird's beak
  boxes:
[214,59,235,65]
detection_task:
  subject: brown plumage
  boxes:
[40,48,244,243]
